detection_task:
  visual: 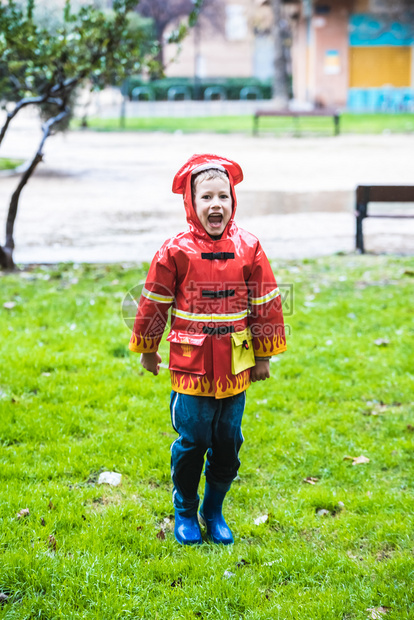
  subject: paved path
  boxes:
[0,111,413,264]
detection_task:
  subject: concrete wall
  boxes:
[164,0,260,79]
[291,0,351,107]
[313,1,352,106]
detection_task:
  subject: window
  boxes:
[225,5,248,41]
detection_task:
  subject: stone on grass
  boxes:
[16,508,30,519]
[98,471,122,486]
[223,570,235,579]
[317,509,331,517]
[254,514,268,525]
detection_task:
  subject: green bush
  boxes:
[0,157,24,171]
[126,76,272,101]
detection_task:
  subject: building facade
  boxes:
[164,0,414,111]
[292,0,414,110]
[164,0,274,81]
[348,1,414,110]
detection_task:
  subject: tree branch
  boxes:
[0,245,14,270]
[3,106,70,261]
[0,76,81,151]
[50,75,80,94]
[0,94,51,148]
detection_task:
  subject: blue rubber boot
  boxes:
[199,482,234,545]
[174,511,203,545]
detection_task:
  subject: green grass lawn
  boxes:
[0,158,24,171]
[0,255,413,619]
[76,113,414,136]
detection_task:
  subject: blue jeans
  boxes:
[169,390,246,517]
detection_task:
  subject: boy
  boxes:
[129,153,286,545]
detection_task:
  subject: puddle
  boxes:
[237,190,414,217]
[237,190,353,215]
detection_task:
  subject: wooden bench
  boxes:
[253,108,340,136]
[355,185,414,253]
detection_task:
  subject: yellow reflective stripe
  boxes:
[171,308,248,322]
[250,287,280,306]
[142,287,174,304]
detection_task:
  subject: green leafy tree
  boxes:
[0,0,159,269]
[134,0,212,76]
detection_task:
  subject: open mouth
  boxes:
[208,214,223,228]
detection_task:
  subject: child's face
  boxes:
[193,176,232,237]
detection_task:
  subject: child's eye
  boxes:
[202,194,210,199]
[220,194,229,199]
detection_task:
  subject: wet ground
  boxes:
[0,110,413,264]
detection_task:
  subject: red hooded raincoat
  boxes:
[129,154,286,399]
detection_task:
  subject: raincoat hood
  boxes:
[172,153,243,239]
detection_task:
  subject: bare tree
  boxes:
[270,0,290,105]
[386,0,414,22]
[351,1,414,43]
[354,0,413,30]
[135,0,223,72]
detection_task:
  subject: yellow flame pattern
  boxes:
[215,372,250,399]
[128,333,159,353]
[170,369,250,399]
[253,333,287,357]
[170,371,214,396]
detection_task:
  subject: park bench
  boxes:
[253,108,340,136]
[355,185,414,253]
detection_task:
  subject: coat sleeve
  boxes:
[247,241,287,358]
[129,242,176,354]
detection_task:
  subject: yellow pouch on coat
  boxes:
[231,327,255,375]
